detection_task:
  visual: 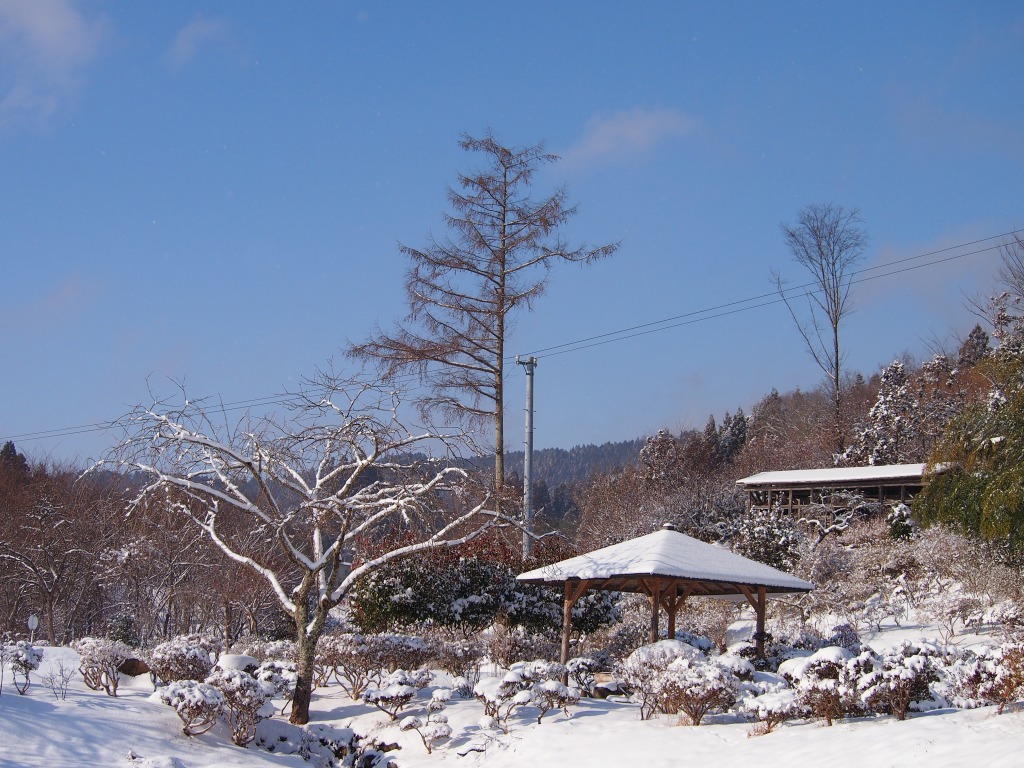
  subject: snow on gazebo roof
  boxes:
[735,463,928,488]
[517,526,813,595]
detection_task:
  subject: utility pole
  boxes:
[516,355,537,558]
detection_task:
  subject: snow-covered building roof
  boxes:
[517,526,813,596]
[735,463,929,488]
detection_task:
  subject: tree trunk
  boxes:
[290,630,318,724]
[288,602,315,729]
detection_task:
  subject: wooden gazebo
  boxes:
[517,524,813,661]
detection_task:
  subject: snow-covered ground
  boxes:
[1,636,1021,768]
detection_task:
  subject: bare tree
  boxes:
[997,232,1024,300]
[0,467,116,645]
[350,131,617,504]
[112,374,497,724]
[774,204,868,456]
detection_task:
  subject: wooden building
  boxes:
[735,463,933,515]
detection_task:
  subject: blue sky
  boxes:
[2,1,1023,464]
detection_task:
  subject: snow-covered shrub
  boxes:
[150,634,217,684]
[715,651,755,681]
[473,675,533,731]
[617,640,705,720]
[317,633,385,700]
[858,641,943,720]
[428,637,484,686]
[967,601,1024,640]
[566,656,602,695]
[252,721,397,768]
[887,503,916,540]
[673,629,717,654]
[374,635,433,673]
[255,660,298,714]
[72,637,133,697]
[780,646,863,726]
[491,659,580,723]
[656,656,740,725]
[740,689,801,735]
[400,714,451,754]
[400,688,453,753]
[159,679,225,736]
[484,624,559,668]
[676,598,736,653]
[106,612,142,648]
[732,505,802,571]
[950,642,1024,713]
[206,668,269,746]
[529,678,580,723]
[825,622,862,651]
[916,590,983,644]
[364,669,429,720]
[234,638,295,664]
[313,632,344,687]
[8,641,43,695]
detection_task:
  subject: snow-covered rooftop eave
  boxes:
[516,528,814,594]
[735,462,940,488]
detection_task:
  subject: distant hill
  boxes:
[504,438,646,487]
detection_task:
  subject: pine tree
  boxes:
[0,441,30,483]
[843,360,917,465]
[958,324,990,368]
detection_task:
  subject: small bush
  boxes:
[206,668,268,747]
[780,647,863,726]
[255,660,298,714]
[41,659,75,701]
[656,657,739,726]
[617,640,704,720]
[72,637,133,697]
[951,642,1024,713]
[8,641,43,695]
[159,679,224,736]
[150,635,218,684]
[740,690,801,734]
[858,641,943,720]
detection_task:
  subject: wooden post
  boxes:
[666,583,677,639]
[561,581,574,666]
[560,580,591,670]
[755,587,767,659]
[738,585,769,660]
[649,579,662,642]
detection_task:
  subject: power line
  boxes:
[515,231,1015,360]
[2,229,1017,445]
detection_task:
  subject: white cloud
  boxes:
[561,108,698,170]
[0,0,105,126]
[166,15,231,71]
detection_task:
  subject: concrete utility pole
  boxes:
[516,356,538,558]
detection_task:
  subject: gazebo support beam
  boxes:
[560,579,591,667]
[660,583,692,639]
[738,585,768,659]
[639,578,665,642]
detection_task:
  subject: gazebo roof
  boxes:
[517,527,813,597]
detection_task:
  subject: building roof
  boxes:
[516,527,813,596]
[735,463,929,489]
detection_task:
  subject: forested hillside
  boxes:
[504,438,646,487]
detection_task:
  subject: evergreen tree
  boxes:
[917,354,1024,553]
[0,441,29,484]
[842,360,917,465]
[958,324,990,368]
